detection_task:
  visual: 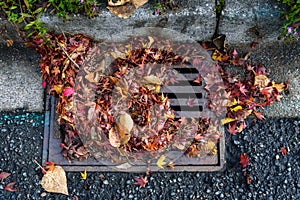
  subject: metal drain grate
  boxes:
[42,66,225,172]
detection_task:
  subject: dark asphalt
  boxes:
[0,109,299,199]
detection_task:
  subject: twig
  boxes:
[33,159,47,174]
[58,43,80,69]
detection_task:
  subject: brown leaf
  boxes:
[254,74,270,87]
[108,127,121,148]
[41,166,69,195]
[0,172,11,182]
[116,112,133,145]
[6,39,13,47]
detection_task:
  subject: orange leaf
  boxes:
[45,161,56,172]
[280,147,287,156]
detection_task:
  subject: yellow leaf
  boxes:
[156,155,167,169]
[272,82,286,93]
[230,105,242,112]
[226,98,238,107]
[221,117,236,125]
[80,168,87,180]
[53,85,63,94]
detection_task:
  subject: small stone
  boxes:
[275,155,280,160]
[40,192,47,197]
[234,140,240,145]
[103,180,109,185]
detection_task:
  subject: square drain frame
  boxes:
[42,95,225,172]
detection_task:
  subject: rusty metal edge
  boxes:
[43,95,226,172]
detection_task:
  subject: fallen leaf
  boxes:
[81,168,87,180]
[108,127,121,147]
[221,117,236,125]
[254,112,265,120]
[63,87,74,97]
[143,75,162,85]
[0,172,11,182]
[115,162,132,169]
[230,105,242,112]
[4,182,17,192]
[254,74,270,87]
[167,162,175,169]
[240,153,250,168]
[6,39,13,47]
[116,112,133,145]
[280,147,287,156]
[133,175,148,188]
[41,166,69,195]
[156,154,166,169]
[53,85,63,94]
[45,161,56,172]
[186,97,197,107]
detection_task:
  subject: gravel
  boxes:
[0,109,299,199]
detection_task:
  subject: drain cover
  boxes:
[42,64,226,172]
[42,28,226,172]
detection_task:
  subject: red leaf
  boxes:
[240,153,250,168]
[133,175,148,188]
[42,80,47,89]
[63,87,74,97]
[4,182,17,192]
[0,172,11,182]
[45,161,56,172]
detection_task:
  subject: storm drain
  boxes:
[42,64,225,172]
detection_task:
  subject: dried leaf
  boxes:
[41,166,69,196]
[254,112,265,120]
[0,172,11,182]
[143,75,162,85]
[116,112,133,145]
[80,169,87,180]
[156,155,166,169]
[108,127,121,148]
[115,162,132,169]
[240,153,250,168]
[4,182,17,192]
[133,175,148,188]
[254,74,270,87]
[6,39,13,47]
[45,161,56,172]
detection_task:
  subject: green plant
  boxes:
[279,0,300,40]
[0,0,99,40]
[0,0,48,38]
[48,0,99,20]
